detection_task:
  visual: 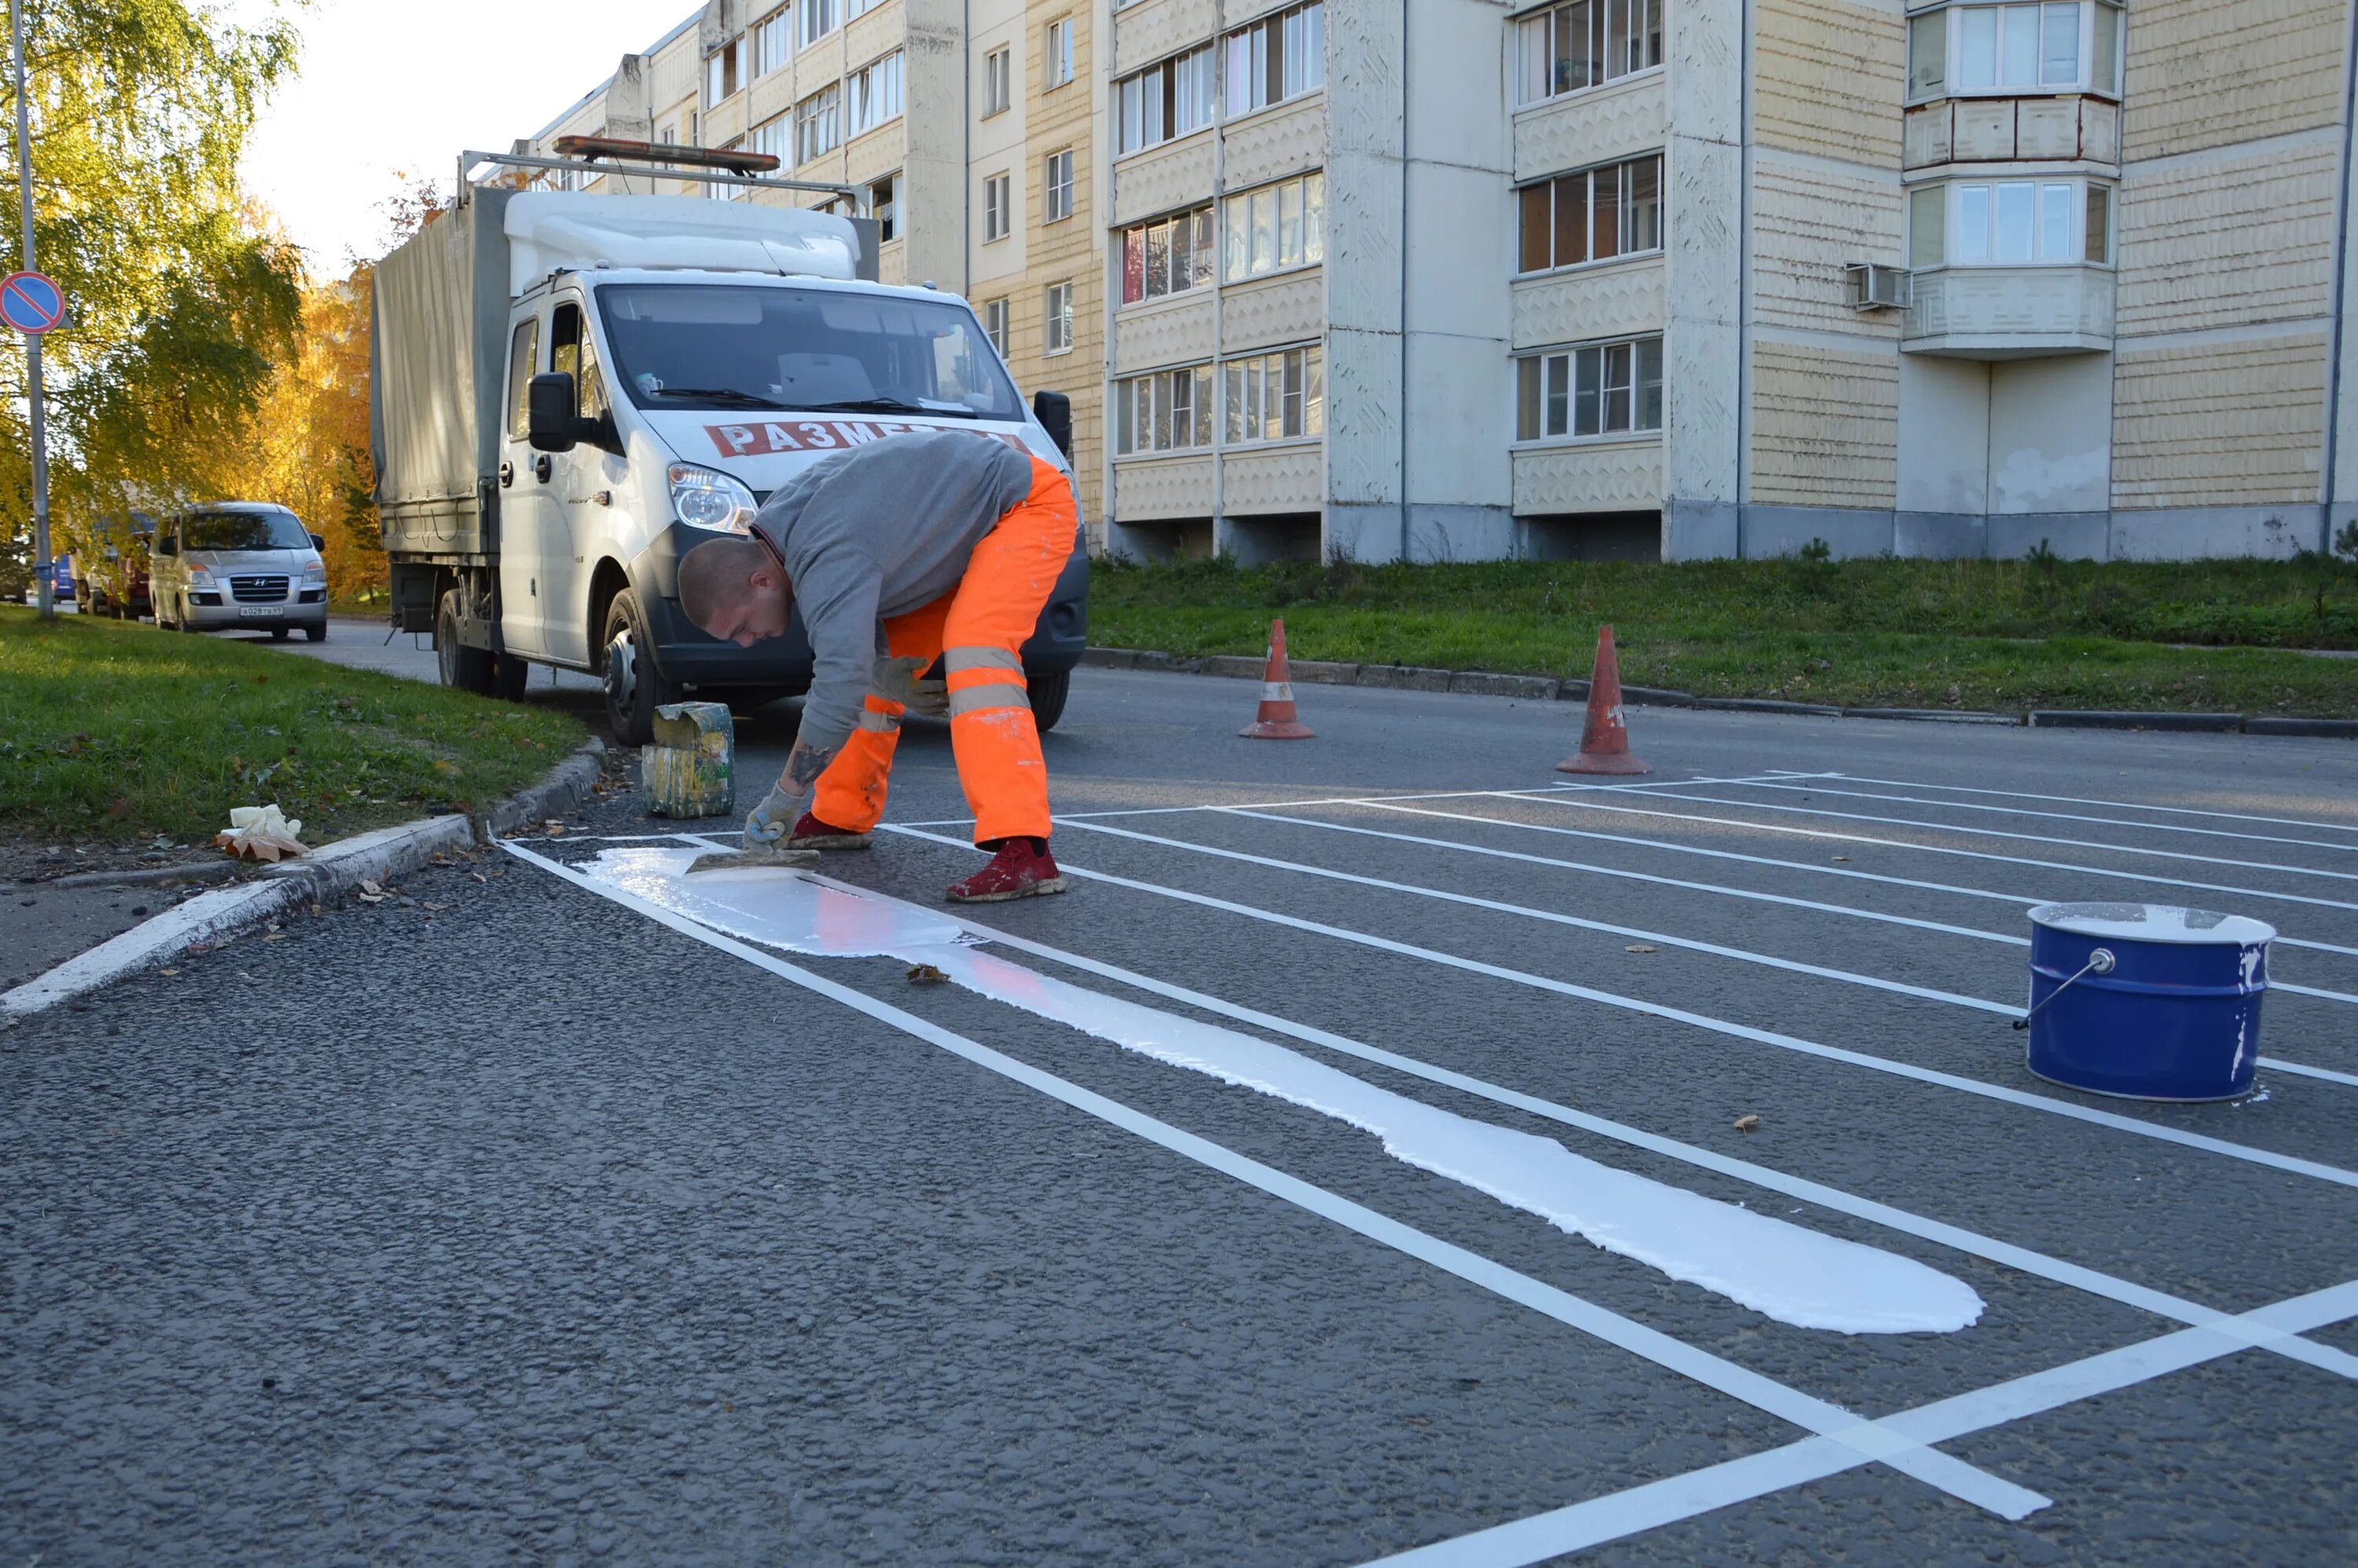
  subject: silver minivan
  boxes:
[152,503,330,641]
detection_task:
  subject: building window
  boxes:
[795,85,842,163]
[983,46,1012,116]
[1226,1,1325,118]
[706,36,742,106]
[1222,171,1324,281]
[751,112,791,173]
[1118,206,1215,305]
[754,8,792,76]
[1909,3,2122,100]
[1517,0,1663,105]
[1225,345,1324,444]
[847,0,883,15]
[710,139,751,200]
[799,0,837,48]
[1115,45,1215,156]
[983,171,1012,241]
[850,52,904,136]
[1515,338,1664,441]
[1045,282,1074,354]
[1045,18,1075,87]
[1914,178,2110,264]
[1044,149,1075,221]
[983,297,1010,355]
[1516,154,1662,273]
[1115,365,1214,454]
[870,172,898,242]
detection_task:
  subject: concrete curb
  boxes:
[1083,646,2358,737]
[2,738,608,1019]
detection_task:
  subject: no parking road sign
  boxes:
[0,269,64,334]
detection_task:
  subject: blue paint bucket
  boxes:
[2023,903,2275,1102]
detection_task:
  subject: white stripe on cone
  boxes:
[1263,682,1295,702]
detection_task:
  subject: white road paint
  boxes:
[1774,770,2358,838]
[1735,777,2358,857]
[869,872,2358,1380]
[499,839,2043,1519]
[586,843,1982,1335]
[887,825,2358,1191]
[1366,1277,2358,1566]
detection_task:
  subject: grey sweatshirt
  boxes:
[747,430,1038,754]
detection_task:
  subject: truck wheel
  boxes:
[601,587,678,747]
[176,597,200,633]
[490,652,530,701]
[1029,669,1071,734]
[270,626,290,641]
[436,590,494,693]
[306,622,327,643]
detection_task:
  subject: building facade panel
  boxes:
[2111,333,2330,506]
[1111,0,1218,78]
[1111,454,1217,518]
[1752,0,1901,166]
[1111,134,1215,226]
[1510,259,1666,350]
[1221,271,1324,353]
[1113,298,1218,373]
[1512,442,1665,513]
[846,0,903,68]
[2121,0,2347,162]
[1224,98,1327,190]
[1222,443,1325,514]
[1752,158,1903,335]
[2114,141,2341,334]
[1750,342,1900,506]
[1513,75,1666,182]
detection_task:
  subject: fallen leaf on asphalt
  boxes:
[422,902,448,913]
[469,872,487,883]
[359,879,382,895]
[906,964,948,985]
[1832,855,1849,862]
[159,968,178,977]
[1625,943,1658,954]
[1733,1114,1761,1133]
[546,824,566,837]
[263,934,286,942]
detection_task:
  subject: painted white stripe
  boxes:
[1732,777,2358,857]
[1366,1279,2358,1566]
[1509,789,2358,917]
[2261,1058,2358,1089]
[1775,770,2358,838]
[1362,796,2358,962]
[501,838,2044,1518]
[865,864,2358,1379]
[1262,681,1295,702]
[1594,784,2358,888]
[889,825,2358,1190]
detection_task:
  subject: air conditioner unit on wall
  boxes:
[1844,262,1912,311]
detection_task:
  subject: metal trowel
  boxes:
[684,841,822,876]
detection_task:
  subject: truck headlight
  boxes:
[188,567,215,586]
[668,463,758,534]
[302,560,327,583]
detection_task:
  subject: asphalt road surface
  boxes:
[7,654,2357,1565]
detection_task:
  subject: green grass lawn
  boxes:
[0,609,585,846]
[1090,556,2358,715]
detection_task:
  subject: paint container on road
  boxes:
[2022,902,2274,1102]
[641,701,736,818]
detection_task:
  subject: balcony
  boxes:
[1902,264,2114,358]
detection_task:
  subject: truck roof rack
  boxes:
[457,148,865,211]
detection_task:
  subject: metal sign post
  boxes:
[9,0,49,619]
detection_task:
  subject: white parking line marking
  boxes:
[888,826,2358,1191]
[882,872,2358,1379]
[1506,790,2358,917]
[1366,1278,2358,1566]
[1772,771,2358,838]
[1731,777,2358,856]
[502,838,2044,1520]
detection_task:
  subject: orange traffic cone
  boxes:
[1240,618,1315,739]
[1556,624,1651,775]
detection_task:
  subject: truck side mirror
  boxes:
[1032,389,1073,461]
[528,373,581,452]
[154,534,177,557]
[309,532,327,552]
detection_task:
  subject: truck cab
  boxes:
[374,169,1086,744]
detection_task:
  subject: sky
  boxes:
[233,0,696,276]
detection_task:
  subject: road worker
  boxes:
[676,429,1075,903]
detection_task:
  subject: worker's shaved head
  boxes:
[679,535,793,646]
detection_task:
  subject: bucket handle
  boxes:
[2011,948,2117,1031]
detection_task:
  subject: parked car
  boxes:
[46,556,73,604]
[151,503,330,641]
[71,515,156,619]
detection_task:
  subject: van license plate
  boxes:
[237,607,285,619]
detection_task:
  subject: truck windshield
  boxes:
[183,511,310,550]
[597,284,1023,420]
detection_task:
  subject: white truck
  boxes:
[370,145,1087,744]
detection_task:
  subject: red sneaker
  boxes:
[945,839,1068,903]
[788,811,872,850]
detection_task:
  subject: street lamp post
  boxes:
[9,0,48,619]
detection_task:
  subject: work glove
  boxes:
[744,779,804,848]
[871,654,949,719]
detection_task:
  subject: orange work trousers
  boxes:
[810,454,1077,845]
